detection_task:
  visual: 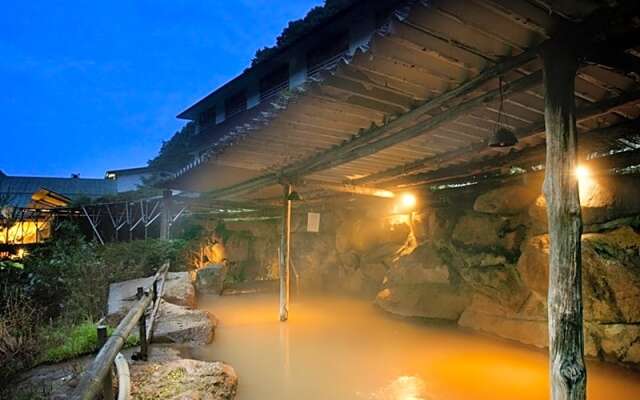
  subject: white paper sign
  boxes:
[307,212,320,233]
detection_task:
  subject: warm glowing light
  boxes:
[400,193,416,209]
[575,165,590,180]
[16,248,27,259]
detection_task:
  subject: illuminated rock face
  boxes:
[211,178,640,367]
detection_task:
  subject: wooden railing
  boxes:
[69,262,170,400]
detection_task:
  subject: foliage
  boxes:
[0,260,24,270]
[147,122,198,175]
[39,321,139,364]
[99,238,187,279]
[0,221,187,382]
[251,0,358,66]
[0,286,40,384]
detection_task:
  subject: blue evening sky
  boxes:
[0,1,322,178]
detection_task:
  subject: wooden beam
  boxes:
[302,179,395,198]
[360,90,640,186]
[541,40,586,400]
[390,120,640,189]
[205,48,540,199]
[297,71,542,175]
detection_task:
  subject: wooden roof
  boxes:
[167,0,640,201]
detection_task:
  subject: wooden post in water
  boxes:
[541,40,586,400]
[279,183,292,321]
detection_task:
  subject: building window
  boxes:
[260,63,290,102]
[306,31,349,78]
[200,106,217,126]
[225,90,247,119]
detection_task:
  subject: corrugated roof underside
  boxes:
[171,0,640,195]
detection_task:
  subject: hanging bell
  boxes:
[488,127,518,147]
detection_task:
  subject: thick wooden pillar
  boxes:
[279,183,292,321]
[541,41,586,400]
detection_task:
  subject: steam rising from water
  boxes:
[196,293,640,400]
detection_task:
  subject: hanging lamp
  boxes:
[488,77,518,148]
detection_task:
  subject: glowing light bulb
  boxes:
[576,165,590,180]
[400,193,416,209]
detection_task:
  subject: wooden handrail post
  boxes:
[97,326,114,400]
[152,279,158,302]
[135,286,149,361]
[541,39,586,400]
[138,310,148,361]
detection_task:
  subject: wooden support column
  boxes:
[160,189,172,240]
[279,183,292,321]
[541,40,586,400]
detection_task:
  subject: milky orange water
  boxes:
[196,294,640,400]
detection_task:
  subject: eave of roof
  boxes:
[176,0,405,121]
[166,0,640,199]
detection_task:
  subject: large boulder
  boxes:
[458,264,530,311]
[335,216,408,255]
[474,184,538,215]
[375,283,470,320]
[517,227,640,322]
[338,262,387,296]
[107,271,196,322]
[413,208,455,245]
[225,232,251,262]
[163,272,196,309]
[153,301,216,345]
[388,244,450,285]
[196,264,227,295]
[444,245,530,311]
[458,293,550,349]
[528,175,640,232]
[130,358,237,400]
[451,212,524,253]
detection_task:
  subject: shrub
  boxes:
[0,286,40,384]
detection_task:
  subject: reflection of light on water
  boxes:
[363,376,430,400]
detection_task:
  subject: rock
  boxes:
[335,216,408,255]
[516,235,550,295]
[375,283,470,320]
[130,358,237,400]
[528,176,640,232]
[225,232,251,262]
[163,272,196,309]
[517,227,640,322]
[196,264,227,295]
[388,244,450,285]
[154,301,216,345]
[527,195,549,235]
[458,264,530,311]
[458,293,549,349]
[474,184,538,215]
[362,262,387,284]
[107,272,196,322]
[107,276,154,321]
[625,341,640,364]
[413,208,455,244]
[451,212,521,252]
[598,324,640,364]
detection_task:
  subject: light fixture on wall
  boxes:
[287,190,302,201]
[488,77,518,148]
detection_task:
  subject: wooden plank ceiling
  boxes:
[169,0,640,201]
